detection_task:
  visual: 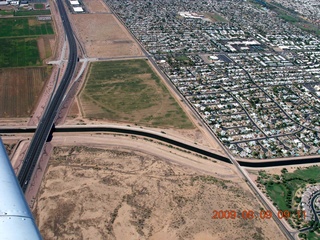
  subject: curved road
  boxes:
[17,0,78,192]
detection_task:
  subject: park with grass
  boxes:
[256,166,320,237]
[80,60,194,129]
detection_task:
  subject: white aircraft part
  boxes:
[0,138,42,240]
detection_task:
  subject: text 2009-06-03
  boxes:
[212,210,306,220]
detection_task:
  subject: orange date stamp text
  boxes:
[212,210,306,220]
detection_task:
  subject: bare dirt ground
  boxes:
[0,118,29,126]
[70,14,143,58]
[37,35,55,62]
[33,134,285,240]
[82,0,110,13]
[63,115,225,154]
[247,163,320,177]
[0,67,50,118]
[2,138,18,157]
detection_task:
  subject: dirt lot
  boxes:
[2,139,17,157]
[0,67,50,118]
[37,35,55,61]
[70,14,143,58]
[33,137,285,240]
[82,0,110,13]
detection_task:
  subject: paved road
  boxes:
[300,192,320,232]
[17,0,78,192]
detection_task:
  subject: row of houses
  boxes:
[301,185,320,222]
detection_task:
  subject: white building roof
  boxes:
[70,0,79,5]
[73,6,84,12]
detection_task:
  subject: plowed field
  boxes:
[0,67,50,117]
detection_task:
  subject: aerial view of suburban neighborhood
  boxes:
[1,0,320,239]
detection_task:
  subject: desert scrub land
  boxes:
[79,60,194,129]
[33,145,285,240]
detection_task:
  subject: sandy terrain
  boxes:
[246,162,320,178]
[2,138,18,157]
[70,14,143,58]
[37,35,55,62]
[63,115,225,155]
[0,117,29,126]
[32,134,285,240]
[82,0,110,13]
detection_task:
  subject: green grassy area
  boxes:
[14,9,51,16]
[0,18,53,37]
[265,183,288,210]
[299,231,320,240]
[307,231,320,240]
[0,38,40,68]
[80,60,194,129]
[175,55,189,62]
[34,3,45,10]
[284,166,320,182]
[257,166,320,231]
[0,10,13,16]
[279,14,298,23]
[259,167,320,211]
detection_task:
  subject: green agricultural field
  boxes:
[0,17,54,68]
[80,60,194,129]
[14,9,51,16]
[0,18,53,37]
[34,3,45,10]
[0,38,40,68]
[0,10,13,16]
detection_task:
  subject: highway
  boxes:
[17,0,78,192]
